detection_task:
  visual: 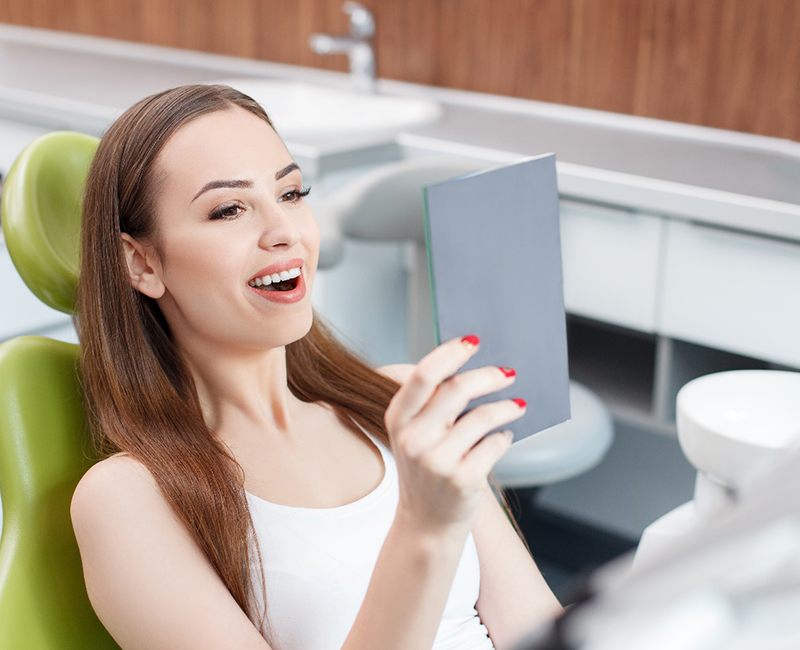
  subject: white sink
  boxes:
[677,369,800,485]
[211,77,442,140]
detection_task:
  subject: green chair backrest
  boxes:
[0,131,119,648]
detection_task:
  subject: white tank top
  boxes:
[245,419,495,649]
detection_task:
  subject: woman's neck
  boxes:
[182,341,308,443]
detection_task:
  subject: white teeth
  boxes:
[248,266,302,287]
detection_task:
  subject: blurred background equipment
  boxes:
[514,436,800,650]
[635,369,800,566]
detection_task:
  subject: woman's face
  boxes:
[124,105,319,352]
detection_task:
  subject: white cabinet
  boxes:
[560,199,664,333]
[659,220,800,368]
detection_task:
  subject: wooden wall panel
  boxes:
[562,0,644,114]
[438,1,573,98]
[370,1,438,85]
[0,0,797,141]
[636,0,800,140]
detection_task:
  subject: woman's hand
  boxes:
[384,334,524,537]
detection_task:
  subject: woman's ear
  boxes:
[120,233,166,299]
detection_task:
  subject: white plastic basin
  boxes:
[676,369,800,484]
[210,78,442,140]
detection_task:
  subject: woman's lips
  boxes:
[248,270,306,304]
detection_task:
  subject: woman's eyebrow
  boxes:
[275,162,301,181]
[191,179,252,203]
[190,162,302,204]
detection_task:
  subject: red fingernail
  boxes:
[512,398,527,409]
[498,366,516,378]
[461,334,480,350]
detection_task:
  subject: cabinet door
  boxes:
[660,220,800,367]
[560,199,664,332]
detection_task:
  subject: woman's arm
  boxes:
[345,488,562,650]
[377,364,563,648]
[472,483,564,649]
[341,510,474,649]
[70,455,272,650]
[334,363,472,648]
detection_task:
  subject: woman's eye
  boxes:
[208,186,311,220]
[209,202,244,220]
[279,185,312,204]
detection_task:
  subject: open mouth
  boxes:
[248,267,303,293]
[258,276,299,292]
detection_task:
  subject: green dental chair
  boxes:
[0,131,119,648]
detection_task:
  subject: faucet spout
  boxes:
[308,1,376,94]
[308,34,359,55]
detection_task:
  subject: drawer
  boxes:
[560,199,664,332]
[660,220,800,367]
[0,240,71,340]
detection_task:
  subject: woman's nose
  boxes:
[256,203,302,250]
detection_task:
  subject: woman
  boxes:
[70,83,562,649]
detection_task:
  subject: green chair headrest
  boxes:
[1,131,99,314]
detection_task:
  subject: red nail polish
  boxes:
[512,398,527,409]
[498,366,516,378]
[461,334,480,349]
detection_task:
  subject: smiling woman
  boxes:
[69,83,559,650]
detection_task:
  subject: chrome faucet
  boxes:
[309,1,376,93]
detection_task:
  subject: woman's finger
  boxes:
[409,365,517,449]
[431,398,526,465]
[384,334,480,435]
[455,429,514,484]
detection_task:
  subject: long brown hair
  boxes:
[76,83,529,642]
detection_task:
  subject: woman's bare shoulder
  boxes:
[70,454,272,648]
[70,452,181,555]
[72,452,158,508]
